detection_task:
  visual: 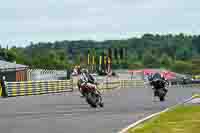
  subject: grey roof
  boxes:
[0,60,28,71]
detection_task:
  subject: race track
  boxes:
[0,86,199,133]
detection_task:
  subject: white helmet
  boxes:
[81,68,88,74]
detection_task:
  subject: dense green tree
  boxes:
[160,54,172,69]
[172,61,192,74]
[142,52,160,68]
[1,33,198,74]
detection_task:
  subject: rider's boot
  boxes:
[79,87,86,97]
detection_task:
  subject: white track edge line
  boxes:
[118,96,195,133]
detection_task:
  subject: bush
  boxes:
[172,60,192,74]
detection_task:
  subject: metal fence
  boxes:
[27,69,68,81]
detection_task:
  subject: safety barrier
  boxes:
[72,76,145,90]
[101,81,120,90]
[192,84,200,88]
[120,80,145,88]
[96,80,145,90]
[4,80,73,97]
[170,83,200,88]
[3,78,198,98]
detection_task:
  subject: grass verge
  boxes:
[192,94,200,99]
[127,105,200,133]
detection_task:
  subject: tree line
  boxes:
[0,33,199,74]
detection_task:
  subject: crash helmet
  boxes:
[81,68,88,74]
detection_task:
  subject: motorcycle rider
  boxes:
[151,73,167,88]
[151,73,168,98]
[79,69,97,96]
[79,69,104,107]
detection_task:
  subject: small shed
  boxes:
[0,60,28,81]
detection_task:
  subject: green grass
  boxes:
[128,105,200,133]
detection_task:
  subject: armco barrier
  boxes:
[98,79,145,90]
[168,83,200,88]
[192,84,200,88]
[72,77,145,90]
[101,81,120,90]
[120,80,145,88]
[4,80,73,97]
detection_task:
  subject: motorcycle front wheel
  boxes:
[159,96,165,101]
[158,89,166,101]
[86,92,99,108]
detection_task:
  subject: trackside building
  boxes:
[0,60,28,81]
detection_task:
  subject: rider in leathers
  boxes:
[79,69,97,96]
[151,73,168,93]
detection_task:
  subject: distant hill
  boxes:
[1,33,199,74]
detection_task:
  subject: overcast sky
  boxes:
[0,0,199,47]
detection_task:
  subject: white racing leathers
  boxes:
[80,73,96,89]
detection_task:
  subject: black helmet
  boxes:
[153,73,162,79]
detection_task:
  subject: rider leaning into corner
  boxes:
[79,68,97,96]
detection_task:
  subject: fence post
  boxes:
[66,69,71,80]
[71,79,74,91]
[0,79,8,98]
[106,76,108,89]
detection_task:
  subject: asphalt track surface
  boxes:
[0,86,199,133]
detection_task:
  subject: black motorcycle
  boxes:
[150,78,168,101]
